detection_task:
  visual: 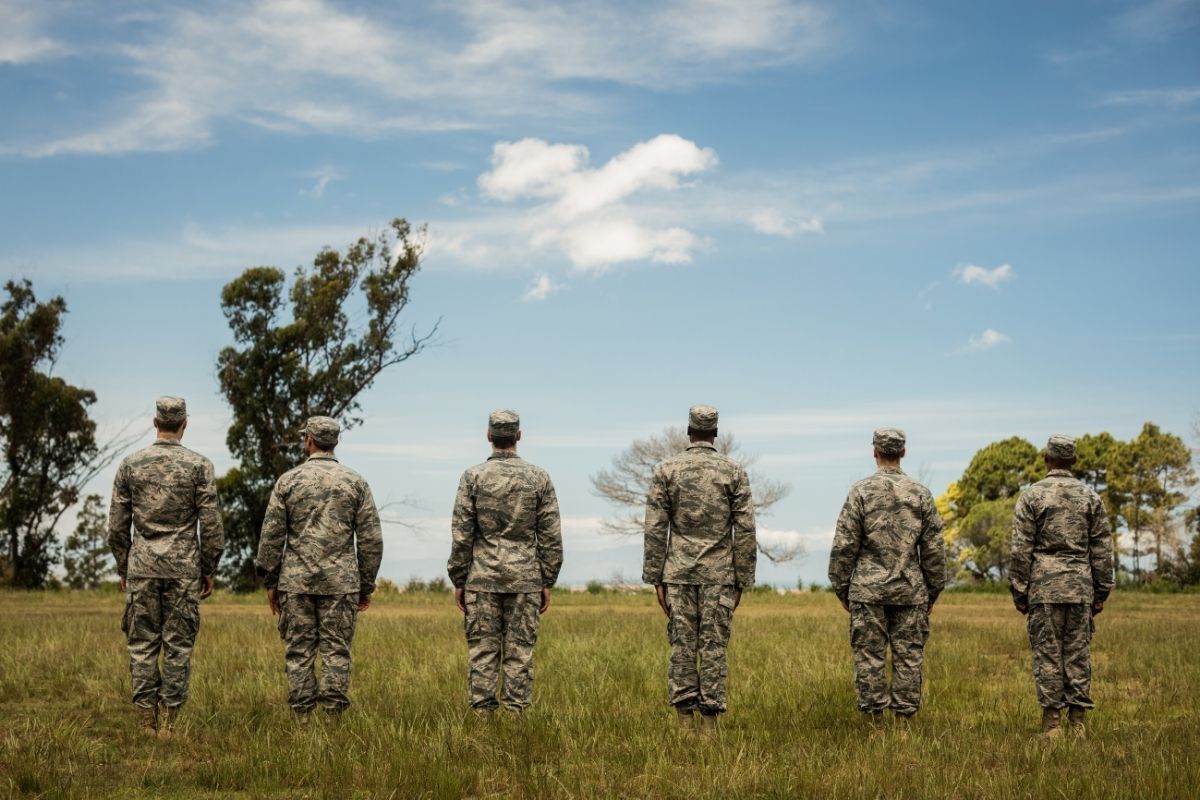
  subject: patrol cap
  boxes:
[688,404,719,431]
[488,409,520,437]
[155,396,187,424]
[1046,434,1076,461]
[872,427,906,456]
[301,416,340,447]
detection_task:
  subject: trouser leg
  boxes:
[158,578,202,708]
[278,592,320,712]
[464,590,503,710]
[316,593,358,712]
[125,578,164,708]
[1061,603,1094,709]
[499,592,541,711]
[667,584,701,710]
[849,602,889,713]
[1028,603,1067,709]
[697,585,735,715]
[886,604,930,716]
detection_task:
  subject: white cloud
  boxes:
[1113,0,1200,41]
[963,328,1012,352]
[522,273,562,302]
[758,526,830,556]
[0,1,67,64]
[300,165,343,198]
[479,140,589,201]
[1098,87,1200,108]
[953,263,1013,288]
[747,207,823,237]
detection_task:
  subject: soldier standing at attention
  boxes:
[643,405,757,735]
[1009,434,1114,738]
[108,396,224,738]
[448,409,562,718]
[828,428,945,732]
[256,416,383,723]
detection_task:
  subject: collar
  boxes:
[307,452,338,463]
[152,439,182,447]
[488,449,521,460]
[1047,469,1074,477]
[688,441,717,452]
[876,465,904,475]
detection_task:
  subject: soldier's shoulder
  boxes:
[896,472,935,499]
[516,458,552,482]
[175,444,214,470]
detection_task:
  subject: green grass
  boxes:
[1,590,1197,799]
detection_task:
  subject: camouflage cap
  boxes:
[688,404,719,431]
[301,415,340,447]
[488,409,520,437]
[1046,434,1076,461]
[155,396,187,424]
[872,427,906,456]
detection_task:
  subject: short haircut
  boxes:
[687,426,717,440]
[491,434,517,449]
[155,418,184,433]
[1046,456,1076,470]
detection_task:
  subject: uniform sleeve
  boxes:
[355,482,384,595]
[731,466,757,589]
[197,459,225,578]
[535,475,563,588]
[1088,493,1115,603]
[1008,492,1036,602]
[447,472,476,588]
[642,466,671,585]
[107,461,133,578]
[255,481,288,589]
[919,492,946,602]
[828,488,864,603]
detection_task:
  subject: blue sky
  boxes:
[2,0,1197,586]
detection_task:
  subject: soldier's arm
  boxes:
[641,467,670,585]
[254,482,288,589]
[535,476,563,588]
[196,459,225,579]
[919,492,947,603]
[106,462,133,578]
[827,489,864,604]
[355,482,384,595]
[731,466,757,589]
[1008,492,1036,604]
[1088,493,1115,603]
[447,472,476,588]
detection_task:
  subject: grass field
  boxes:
[1,589,1198,799]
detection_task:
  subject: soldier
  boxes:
[643,405,756,735]
[256,416,383,723]
[448,409,563,717]
[828,428,945,732]
[108,396,224,738]
[1009,434,1114,738]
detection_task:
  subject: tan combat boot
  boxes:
[1067,706,1086,738]
[863,710,885,733]
[137,705,158,737]
[1040,707,1062,739]
[675,708,696,733]
[698,712,719,737]
[894,713,912,737]
[157,705,178,740]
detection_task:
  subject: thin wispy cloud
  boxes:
[953,263,1014,288]
[300,165,343,199]
[0,1,67,65]
[1098,87,1200,108]
[962,328,1012,352]
[746,208,823,237]
[522,273,562,303]
[1113,0,1200,42]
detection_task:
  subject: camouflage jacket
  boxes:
[448,450,563,593]
[1009,469,1114,604]
[256,453,383,595]
[108,439,225,580]
[642,442,757,588]
[828,467,945,605]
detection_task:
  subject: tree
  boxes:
[63,494,114,589]
[1074,432,1126,562]
[590,427,799,563]
[216,219,438,589]
[0,280,129,588]
[956,436,1044,514]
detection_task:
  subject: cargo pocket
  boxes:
[276,593,289,640]
[121,591,133,635]
[510,595,541,646]
[463,591,492,641]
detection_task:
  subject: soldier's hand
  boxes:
[200,575,214,600]
[267,587,280,616]
[1014,597,1029,615]
[358,592,371,612]
[455,587,466,614]
[733,588,743,610]
[655,584,669,618]
[1091,600,1104,617]
[540,587,551,614]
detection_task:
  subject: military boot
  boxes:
[293,709,313,727]
[698,712,719,737]
[1067,706,1087,738]
[1040,707,1062,739]
[863,710,884,733]
[894,713,913,737]
[675,707,696,733]
[157,705,179,740]
[137,705,158,737]
[473,706,495,722]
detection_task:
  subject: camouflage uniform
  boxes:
[643,405,756,716]
[256,416,383,714]
[828,428,945,717]
[1010,435,1114,711]
[448,409,562,712]
[108,396,224,711]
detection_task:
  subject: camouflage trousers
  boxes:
[1027,603,1094,710]
[849,603,930,715]
[122,577,202,709]
[276,592,358,713]
[665,584,736,715]
[463,590,541,711]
